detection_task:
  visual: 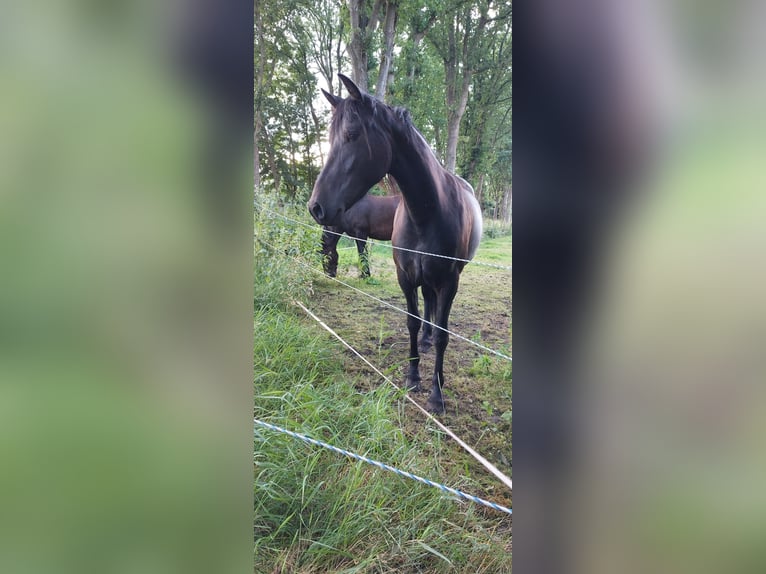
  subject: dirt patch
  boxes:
[303,238,512,507]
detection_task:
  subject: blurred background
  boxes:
[579,0,766,570]
[0,1,253,573]
[514,1,766,573]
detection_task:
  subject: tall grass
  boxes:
[254,196,319,309]
[254,196,511,573]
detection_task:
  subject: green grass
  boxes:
[254,210,511,573]
[473,234,512,265]
[254,307,511,573]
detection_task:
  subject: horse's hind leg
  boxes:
[321,227,341,277]
[427,277,459,413]
[355,235,370,278]
[400,284,422,392]
[419,285,435,352]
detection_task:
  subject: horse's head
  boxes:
[308,74,393,226]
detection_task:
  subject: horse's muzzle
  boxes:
[308,200,341,226]
[307,199,325,224]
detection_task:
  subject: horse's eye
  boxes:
[344,128,360,142]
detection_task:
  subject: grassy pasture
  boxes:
[254,207,511,573]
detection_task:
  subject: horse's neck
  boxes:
[389,134,443,225]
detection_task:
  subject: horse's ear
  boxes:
[338,73,363,101]
[321,89,341,109]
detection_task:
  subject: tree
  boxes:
[426,0,499,173]
[458,3,512,207]
[254,0,327,198]
[387,3,446,157]
[374,1,399,99]
[302,0,345,95]
[346,0,377,90]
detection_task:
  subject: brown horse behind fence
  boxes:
[321,193,400,279]
[308,74,482,413]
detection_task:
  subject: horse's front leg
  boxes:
[321,227,341,277]
[427,277,459,413]
[355,235,370,278]
[401,286,422,391]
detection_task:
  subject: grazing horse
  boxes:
[321,193,401,279]
[308,74,482,413]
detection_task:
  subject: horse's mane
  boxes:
[390,105,421,148]
[330,93,437,170]
[331,94,416,138]
[390,104,435,159]
[392,106,412,127]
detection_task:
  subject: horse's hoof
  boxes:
[426,399,446,414]
[405,377,422,392]
[419,338,432,353]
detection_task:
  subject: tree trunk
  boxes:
[347,0,383,91]
[475,172,485,206]
[433,3,490,173]
[336,16,344,94]
[444,113,461,173]
[500,187,512,224]
[443,13,473,173]
[375,1,398,100]
[347,0,366,89]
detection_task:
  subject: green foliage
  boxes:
[389,27,448,157]
[470,354,494,377]
[253,193,322,309]
[255,0,334,199]
[483,219,512,240]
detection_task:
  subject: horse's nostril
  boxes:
[309,201,325,222]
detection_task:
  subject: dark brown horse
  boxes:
[321,193,401,279]
[308,74,482,413]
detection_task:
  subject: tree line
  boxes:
[255,0,512,221]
